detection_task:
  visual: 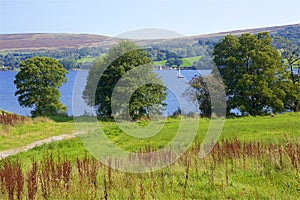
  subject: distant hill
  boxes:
[1,24,299,51]
[191,23,300,40]
[0,33,111,50]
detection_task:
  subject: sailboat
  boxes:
[176,67,184,78]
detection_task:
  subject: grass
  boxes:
[181,56,202,67]
[1,113,300,199]
[153,56,202,67]
[153,60,167,66]
[0,116,76,151]
[2,137,300,199]
[77,57,97,63]
[2,112,299,163]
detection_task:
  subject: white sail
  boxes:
[177,67,184,78]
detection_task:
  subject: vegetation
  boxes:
[0,24,300,199]
[1,139,300,200]
[274,37,300,111]
[153,56,203,68]
[212,32,296,116]
[0,115,75,151]
[83,41,167,119]
[14,57,68,116]
[1,25,299,71]
[0,111,28,130]
[0,47,105,70]
[0,113,299,199]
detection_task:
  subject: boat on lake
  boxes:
[177,67,184,78]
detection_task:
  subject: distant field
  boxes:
[153,55,202,67]
[77,56,96,63]
[181,56,202,66]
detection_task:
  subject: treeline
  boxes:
[0,47,105,70]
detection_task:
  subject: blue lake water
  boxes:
[0,69,211,116]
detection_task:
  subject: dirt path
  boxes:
[0,132,83,159]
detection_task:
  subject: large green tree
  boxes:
[83,41,167,119]
[14,57,67,116]
[213,32,293,116]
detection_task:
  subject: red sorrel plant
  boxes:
[62,158,72,190]
[1,159,16,200]
[0,111,28,130]
[27,160,38,200]
[15,160,24,200]
[139,178,145,200]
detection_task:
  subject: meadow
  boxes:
[0,112,300,199]
[153,56,202,68]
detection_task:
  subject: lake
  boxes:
[0,69,211,116]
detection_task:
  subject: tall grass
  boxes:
[1,139,299,199]
[0,111,29,130]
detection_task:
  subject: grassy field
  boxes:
[1,113,300,199]
[77,57,97,63]
[153,56,202,67]
[0,115,76,151]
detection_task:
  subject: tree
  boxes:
[166,58,182,68]
[213,32,292,116]
[186,68,226,117]
[188,75,211,117]
[83,41,167,120]
[274,37,300,111]
[59,57,78,70]
[14,57,67,116]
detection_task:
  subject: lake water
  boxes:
[0,69,211,116]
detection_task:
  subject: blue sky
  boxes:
[0,0,299,36]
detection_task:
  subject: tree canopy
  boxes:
[83,41,167,120]
[14,57,67,116]
[274,37,300,111]
[212,32,294,116]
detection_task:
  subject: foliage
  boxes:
[14,57,68,116]
[83,41,167,119]
[188,76,212,117]
[153,56,203,68]
[274,37,300,112]
[59,57,78,70]
[0,47,105,70]
[0,116,75,151]
[213,32,293,116]
[0,111,28,130]
[1,112,299,199]
[1,137,300,199]
[166,57,183,67]
[272,26,300,48]
[186,67,226,117]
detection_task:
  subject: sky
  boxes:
[0,0,299,37]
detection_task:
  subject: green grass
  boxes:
[181,56,202,67]
[77,56,97,63]
[1,113,300,199]
[0,116,76,151]
[219,113,300,143]
[3,112,299,162]
[153,60,167,66]
[153,56,202,67]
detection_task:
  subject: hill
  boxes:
[0,33,110,50]
[1,24,299,51]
